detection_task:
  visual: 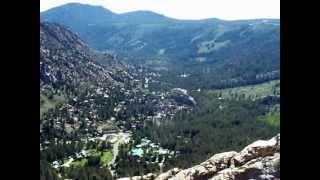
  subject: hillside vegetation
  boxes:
[40,4,280,179]
[41,3,279,89]
[212,80,280,99]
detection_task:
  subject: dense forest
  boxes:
[112,86,280,177]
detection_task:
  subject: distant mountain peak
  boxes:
[42,2,116,18]
[41,4,280,89]
[41,3,118,28]
[55,2,113,12]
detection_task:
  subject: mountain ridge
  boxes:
[41,3,280,90]
[42,3,279,22]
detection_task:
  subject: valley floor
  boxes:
[41,74,280,179]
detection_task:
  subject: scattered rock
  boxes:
[170,88,197,106]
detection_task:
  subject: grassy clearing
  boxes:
[258,112,280,127]
[212,80,280,99]
[89,150,113,166]
[208,80,280,127]
[100,151,113,166]
[69,149,113,168]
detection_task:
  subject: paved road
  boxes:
[108,132,131,175]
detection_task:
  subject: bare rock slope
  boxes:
[119,134,280,180]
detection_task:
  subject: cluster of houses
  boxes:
[42,65,196,172]
[129,137,177,163]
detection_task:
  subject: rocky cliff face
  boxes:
[118,134,280,180]
[40,22,129,89]
[40,22,132,143]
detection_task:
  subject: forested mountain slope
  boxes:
[40,22,198,180]
[41,3,280,89]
